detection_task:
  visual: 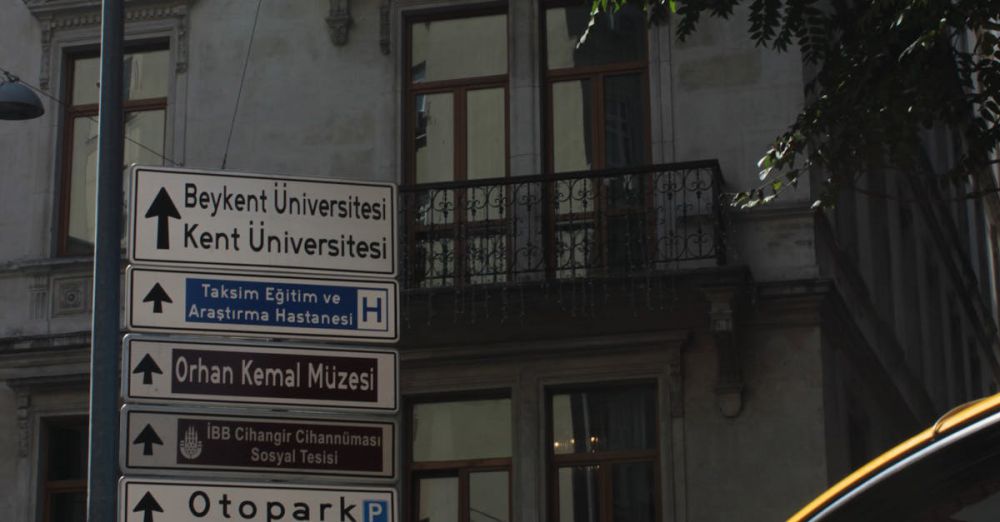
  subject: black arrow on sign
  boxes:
[133,491,163,522]
[133,424,163,456]
[132,354,163,385]
[145,187,180,250]
[142,283,172,313]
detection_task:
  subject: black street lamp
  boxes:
[0,71,44,120]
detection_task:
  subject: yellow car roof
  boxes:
[788,392,1000,522]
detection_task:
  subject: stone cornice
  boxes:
[7,372,89,391]
[0,331,91,382]
[0,329,90,350]
[0,256,94,278]
[401,329,693,366]
[730,201,816,223]
[0,348,90,382]
[24,0,181,19]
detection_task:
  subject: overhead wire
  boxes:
[5,0,266,170]
[220,0,264,170]
[0,65,179,167]
[0,67,178,166]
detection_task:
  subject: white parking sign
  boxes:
[119,478,396,522]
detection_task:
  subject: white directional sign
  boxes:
[128,166,396,276]
[123,336,399,411]
[120,478,396,522]
[121,407,396,479]
[126,267,398,342]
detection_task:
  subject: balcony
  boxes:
[400,160,726,289]
[397,160,736,343]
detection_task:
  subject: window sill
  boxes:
[0,255,125,277]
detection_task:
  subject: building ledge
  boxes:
[400,265,753,349]
[0,255,93,277]
[0,331,90,382]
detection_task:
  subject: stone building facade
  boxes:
[1,0,998,520]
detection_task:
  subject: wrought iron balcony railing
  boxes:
[399,160,726,290]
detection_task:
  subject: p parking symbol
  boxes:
[362,500,389,522]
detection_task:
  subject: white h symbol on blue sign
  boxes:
[357,290,388,330]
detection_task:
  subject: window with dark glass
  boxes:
[549,384,659,522]
[543,3,650,277]
[42,417,88,522]
[409,397,512,522]
[406,12,509,287]
[59,46,169,256]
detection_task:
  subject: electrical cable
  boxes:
[0,65,179,166]
[220,0,264,170]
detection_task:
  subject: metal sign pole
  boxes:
[88,0,124,520]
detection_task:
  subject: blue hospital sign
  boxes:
[127,267,398,342]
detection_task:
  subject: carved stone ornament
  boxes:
[24,0,193,90]
[667,346,685,418]
[16,391,30,458]
[174,4,189,72]
[52,276,91,316]
[326,0,353,47]
[29,275,48,320]
[705,287,744,418]
[379,0,391,54]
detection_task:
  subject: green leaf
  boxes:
[583,0,1000,210]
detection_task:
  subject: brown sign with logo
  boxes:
[121,407,395,479]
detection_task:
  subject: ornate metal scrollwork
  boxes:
[400,162,726,291]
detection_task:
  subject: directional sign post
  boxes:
[126,267,398,342]
[123,336,399,411]
[120,478,396,522]
[121,407,396,479]
[121,166,402,519]
[128,166,396,277]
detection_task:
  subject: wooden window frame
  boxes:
[403,5,511,186]
[547,382,662,522]
[40,416,88,522]
[405,393,513,522]
[540,0,651,173]
[540,1,654,277]
[403,8,513,287]
[56,41,169,257]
